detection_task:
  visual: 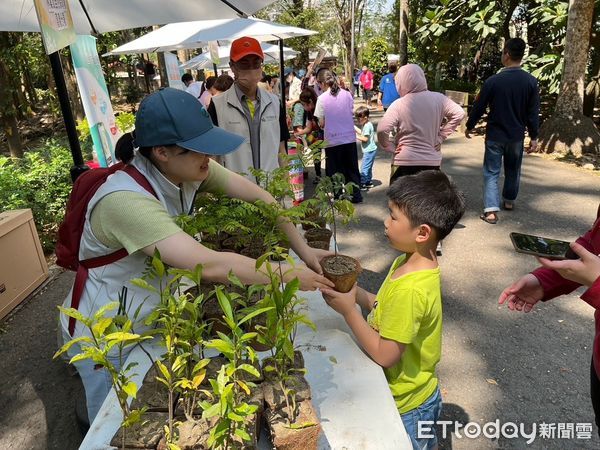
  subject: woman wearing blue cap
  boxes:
[60,87,334,424]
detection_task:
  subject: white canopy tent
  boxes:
[0,1,274,34]
[179,43,298,71]
[0,1,278,176]
[106,18,316,55]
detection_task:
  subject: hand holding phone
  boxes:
[537,242,600,288]
[509,232,577,260]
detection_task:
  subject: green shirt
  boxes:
[367,255,442,413]
[90,159,229,253]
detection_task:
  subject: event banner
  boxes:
[33,0,76,54]
[70,35,120,167]
[164,53,185,90]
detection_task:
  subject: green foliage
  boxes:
[115,112,136,133]
[76,112,136,155]
[253,256,313,425]
[200,274,271,449]
[55,300,152,440]
[0,140,72,252]
[361,37,389,84]
[307,174,356,256]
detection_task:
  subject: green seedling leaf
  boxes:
[92,302,119,321]
[91,317,113,337]
[53,336,93,358]
[57,306,92,327]
[237,306,274,327]
[129,278,158,293]
[104,331,143,342]
[122,408,146,428]
[329,356,338,364]
[234,427,252,441]
[215,288,234,322]
[238,364,260,378]
[155,360,171,381]
[122,381,138,398]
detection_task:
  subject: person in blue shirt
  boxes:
[355,106,378,189]
[377,63,401,111]
[465,38,540,225]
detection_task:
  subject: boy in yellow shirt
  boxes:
[321,170,465,449]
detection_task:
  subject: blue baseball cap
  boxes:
[135,88,245,156]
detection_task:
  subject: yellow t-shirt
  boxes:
[90,159,229,253]
[367,255,442,413]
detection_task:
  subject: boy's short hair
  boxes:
[387,170,465,240]
[355,105,370,119]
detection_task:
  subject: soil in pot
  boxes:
[240,244,268,259]
[304,228,332,245]
[221,236,246,252]
[110,411,167,449]
[320,255,361,293]
[200,233,220,250]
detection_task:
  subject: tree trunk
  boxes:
[398,0,409,66]
[60,52,85,122]
[1,112,23,158]
[538,0,600,156]
[0,34,23,157]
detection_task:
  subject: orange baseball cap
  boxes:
[230,36,264,62]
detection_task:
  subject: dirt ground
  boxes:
[1,107,599,449]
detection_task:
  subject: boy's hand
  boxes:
[320,284,358,317]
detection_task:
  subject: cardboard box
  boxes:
[0,209,49,320]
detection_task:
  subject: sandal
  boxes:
[480,212,498,224]
[502,201,514,211]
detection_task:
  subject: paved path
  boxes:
[1,126,599,449]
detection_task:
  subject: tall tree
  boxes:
[538,0,600,156]
[0,32,23,157]
[399,0,409,66]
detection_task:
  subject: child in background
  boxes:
[354,106,378,190]
[321,170,465,449]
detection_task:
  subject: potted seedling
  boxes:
[252,255,321,449]
[199,280,273,449]
[309,174,361,292]
[55,301,152,450]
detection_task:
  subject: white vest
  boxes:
[60,156,202,339]
[211,85,281,180]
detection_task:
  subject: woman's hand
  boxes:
[296,246,334,275]
[287,265,335,291]
[498,274,544,312]
[320,284,358,317]
[537,242,600,288]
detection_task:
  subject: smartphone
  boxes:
[509,232,577,260]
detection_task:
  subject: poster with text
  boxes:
[33,0,76,54]
[70,35,120,167]
[164,52,185,90]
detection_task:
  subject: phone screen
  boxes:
[510,232,572,259]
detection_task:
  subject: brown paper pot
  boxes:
[308,240,329,250]
[304,228,332,246]
[320,255,361,293]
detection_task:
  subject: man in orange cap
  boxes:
[208,36,289,182]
